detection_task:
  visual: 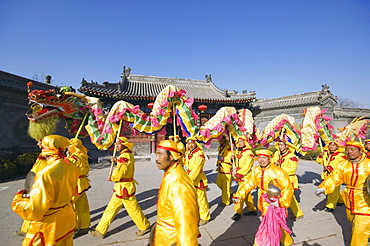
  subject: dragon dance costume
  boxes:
[318,141,370,246]
[12,135,79,246]
[94,137,150,236]
[271,142,304,219]
[67,138,91,231]
[316,141,346,210]
[233,136,257,215]
[184,137,211,223]
[154,140,200,246]
[234,149,294,246]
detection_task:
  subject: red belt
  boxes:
[118,177,134,182]
[219,171,231,174]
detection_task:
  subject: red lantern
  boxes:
[198,104,208,112]
[27,81,33,88]
[147,102,154,109]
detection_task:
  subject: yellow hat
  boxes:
[327,140,345,152]
[41,135,70,158]
[346,141,364,151]
[69,138,88,158]
[256,149,273,157]
[117,137,134,151]
[364,139,370,143]
[274,140,298,152]
[157,140,182,160]
[236,136,251,148]
[186,136,203,150]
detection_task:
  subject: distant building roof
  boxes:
[251,84,338,110]
[78,67,256,104]
[0,70,56,93]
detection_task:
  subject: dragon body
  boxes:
[26,86,369,151]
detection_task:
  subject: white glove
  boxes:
[315,188,325,197]
[232,198,239,204]
[270,200,279,207]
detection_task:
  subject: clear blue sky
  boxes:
[2,1,370,108]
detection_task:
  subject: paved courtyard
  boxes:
[0,156,364,246]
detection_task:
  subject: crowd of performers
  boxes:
[11,133,370,246]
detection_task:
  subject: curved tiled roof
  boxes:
[0,70,56,93]
[251,85,338,110]
[79,74,256,103]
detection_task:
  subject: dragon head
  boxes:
[27,87,88,141]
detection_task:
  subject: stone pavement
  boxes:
[0,157,364,246]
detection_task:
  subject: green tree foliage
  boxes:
[13,152,40,174]
[0,158,17,180]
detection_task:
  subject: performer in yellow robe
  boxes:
[216,135,234,206]
[12,135,79,246]
[271,140,304,219]
[15,140,49,236]
[154,140,200,246]
[364,139,370,158]
[316,141,370,246]
[67,138,91,236]
[89,137,150,238]
[233,149,294,246]
[316,140,346,211]
[231,136,257,221]
[184,136,211,225]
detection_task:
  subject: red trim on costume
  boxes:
[158,145,180,153]
[29,231,46,246]
[55,226,76,242]
[118,157,129,163]
[290,157,298,162]
[114,188,135,199]
[118,177,134,182]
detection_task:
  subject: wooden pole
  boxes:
[74,112,89,139]
[173,105,177,139]
[109,119,123,176]
[318,138,327,166]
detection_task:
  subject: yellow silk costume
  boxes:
[234,163,294,246]
[154,161,200,246]
[216,142,233,205]
[316,150,346,209]
[13,158,79,245]
[185,147,211,221]
[68,138,91,230]
[271,150,304,218]
[20,155,48,234]
[233,144,257,214]
[319,155,370,246]
[95,148,150,235]
[13,135,79,246]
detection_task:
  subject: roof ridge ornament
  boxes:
[205,74,212,83]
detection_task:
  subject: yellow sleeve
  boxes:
[234,168,258,201]
[12,172,54,221]
[316,153,324,165]
[276,168,294,208]
[282,157,298,176]
[318,163,345,194]
[222,148,233,163]
[111,155,129,181]
[187,154,205,181]
[235,151,254,176]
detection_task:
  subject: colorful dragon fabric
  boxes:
[26,85,369,151]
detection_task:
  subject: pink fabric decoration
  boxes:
[255,194,292,246]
